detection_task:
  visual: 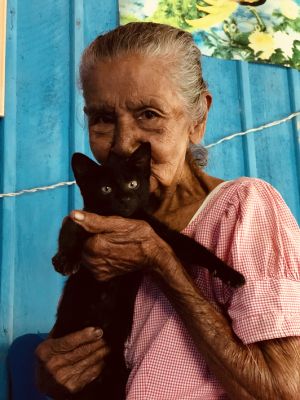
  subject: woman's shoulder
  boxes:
[214,176,278,200]
[186,175,299,279]
[218,176,294,219]
[186,176,297,233]
[205,176,286,212]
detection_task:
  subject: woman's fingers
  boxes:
[68,209,166,281]
[54,327,103,351]
[64,363,104,394]
[69,210,126,234]
[35,327,110,397]
[45,336,106,370]
[52,345,110,393]
[36,327,102,361]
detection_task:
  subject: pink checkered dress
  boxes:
[125,177,300,399]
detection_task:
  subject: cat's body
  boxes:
[51,143,245,399]
[52,262,141,399]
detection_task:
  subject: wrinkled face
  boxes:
[83,54,204,194]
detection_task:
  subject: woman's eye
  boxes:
[139,110,159,120]
[101,186,112,194]
[90,113,115,125]
[100,114,115,124]
[128,180,139,189]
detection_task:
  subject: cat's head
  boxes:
[71,143,151,217]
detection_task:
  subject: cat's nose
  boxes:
[121,197,131,204]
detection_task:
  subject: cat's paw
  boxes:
[212,268,245,288]
[52,252,81,276]
[224,273,245,288]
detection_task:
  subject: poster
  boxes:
[119,0,300,69]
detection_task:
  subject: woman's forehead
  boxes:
[86,54,167,83]
[83,54,181,107]
[84,96,173,114]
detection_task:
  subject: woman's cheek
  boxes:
[150,175,159,193]
[149,164,172,191]
[89,130,113,163]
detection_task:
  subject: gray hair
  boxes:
[80,22,208,167]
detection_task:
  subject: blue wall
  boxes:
[0,1,299,398]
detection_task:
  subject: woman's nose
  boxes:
[111,121,141,157]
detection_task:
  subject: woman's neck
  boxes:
[150,155,223,231]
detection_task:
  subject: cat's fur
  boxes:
[51,143,245,399]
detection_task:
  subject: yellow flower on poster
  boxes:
[248,31,275,60]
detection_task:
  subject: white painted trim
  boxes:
[0,0,7,116]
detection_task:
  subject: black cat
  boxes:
[51,143,245,399]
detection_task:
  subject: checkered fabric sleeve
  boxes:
[211,178,300,344]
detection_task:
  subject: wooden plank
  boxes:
[287,68,300,222]
[0,0,16,397]
[69,0,85,211]
[203,57,246,180]
[0,0,16,344]
[12,0,70,339]
[237,62,257,178]
[0,0,7,116]
[248,62,299,219]
[83,0,119,45]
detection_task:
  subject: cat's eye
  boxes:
[101,186,112,194]
[128,180,138,189]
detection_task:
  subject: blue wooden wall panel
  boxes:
[0,0,18,395]
[83,0,119,45]
[237,62,257,178]
[0,0,299,398]
[288,68,300,219]
[248,64,300,219]
[13,0,71,340]
[203,58,247,180]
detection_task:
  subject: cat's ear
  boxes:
[129,142,151,170]
[71,153,100,184]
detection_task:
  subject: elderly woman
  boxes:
[34,22,300,399]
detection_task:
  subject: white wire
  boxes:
[205,111,300,149]
[0,181,76,198]
[0,110,299,199]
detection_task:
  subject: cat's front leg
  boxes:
[52,217,90,275]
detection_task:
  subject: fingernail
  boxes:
[94,328,103,338]
[73,211,84,221]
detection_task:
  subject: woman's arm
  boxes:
[152,247,300,400]
[71,210,300,400]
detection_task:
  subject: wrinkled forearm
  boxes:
[150,248,300,400]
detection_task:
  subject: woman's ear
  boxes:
[189,93,212,144]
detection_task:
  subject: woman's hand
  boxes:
[35,327,110,398]
[69,210,167,281]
